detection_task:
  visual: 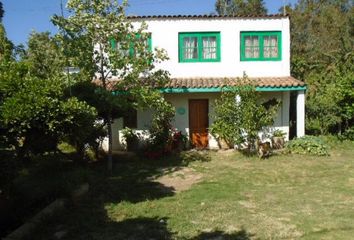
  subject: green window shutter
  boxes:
[240,31,282,61]
[110,38,117,49]
[147,33,152,52]
[179,32,221,63]
[130,33,152,56]
[111,33,152,57]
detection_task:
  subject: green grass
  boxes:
[31,142,354,239]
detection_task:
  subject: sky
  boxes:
[3,0,297,46]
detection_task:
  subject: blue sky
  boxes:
[3,0,297,46]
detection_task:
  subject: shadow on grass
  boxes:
[87,164,176,204]
[34,201,255,239]
[193,229,254,240]
[27,150,256,239]
[85,150,211,204]
[28,210,174,239]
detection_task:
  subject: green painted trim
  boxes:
[240,31,282,61]
[179,32,221,63]
[161,87,222,93]
[255,86,306,91]
[110,38,116,49]
[160,86,306,93]
[113,86,306,95]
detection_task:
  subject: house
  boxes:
[105,14,306,150]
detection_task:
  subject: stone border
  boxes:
[3,183,89,240]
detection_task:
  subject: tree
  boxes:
[0,61,99,158]
[23,32,65,79]
[0,23,13,62]
[210,77,280,152]
[0,1,4,22]
[288,0,353,136]
[215,0,267,16]
[0,26,101,159]
[52,0,170,172]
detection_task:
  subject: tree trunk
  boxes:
[107,113,113,173]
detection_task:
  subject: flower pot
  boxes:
[272,136,285,149]
[218,138,231,150]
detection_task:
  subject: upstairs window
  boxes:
[110,33,152,57]
[179,32,221,62]
[240,31,281,61]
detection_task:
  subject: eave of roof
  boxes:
[98,76,306,93]
[127,14,289,20]
[162,76,306,93]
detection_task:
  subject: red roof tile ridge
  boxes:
[127,14,289,20]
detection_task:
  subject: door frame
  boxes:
[188,99,209,148]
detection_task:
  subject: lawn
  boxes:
[31,140,354,239]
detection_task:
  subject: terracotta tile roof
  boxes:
[166,76,305,88]
[127,14,288,20]
[94,76,305,91]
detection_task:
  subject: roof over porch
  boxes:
[162,76,306,93]
[96,76,306,93]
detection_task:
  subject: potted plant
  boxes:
[272,129,286,149]
[210,124,233,150]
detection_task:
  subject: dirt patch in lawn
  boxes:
[153,167,203,193]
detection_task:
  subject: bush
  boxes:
[286,136,329,156]
[342,126,354,141]
[272,129,286,138]
[210,77,280,152]
[122,127,140,152]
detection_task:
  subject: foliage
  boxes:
[142,95,176,159]
[0,23,13,62]
[288,1,354,136]
[210,77,280,151]
[23,31,65,79]
[169,130,189,151]
[215,0,267,15]
[148,97,175,151]
[342,126,354,141]
[0,1,3,22]
[52,0,170,170]
[285,135,329,156]
[121,127,140,152]
[0,60,98,157]
[272,129,286,138]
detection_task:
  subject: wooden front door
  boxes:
[189,99,209,148]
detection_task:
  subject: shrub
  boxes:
[285,136,329,156]
[342,126,354,141]
[272,129,286,138]
[210,77,280,152]
[143,130,188,160]
[122,127,140,152]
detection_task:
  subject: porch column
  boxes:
[296,90,305,137]
[282,91,290,141]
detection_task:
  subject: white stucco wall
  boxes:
[260,91,290,141]
[131,17,290,78]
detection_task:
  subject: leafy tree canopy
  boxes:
[52,0,173,171]
[0,23,13,62]
[215,0,267,15]
[0,1,4,22]
[288,0,353,135]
